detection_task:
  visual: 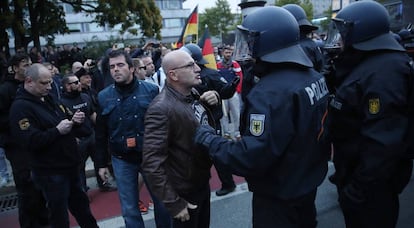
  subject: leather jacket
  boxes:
[142,84,214,216]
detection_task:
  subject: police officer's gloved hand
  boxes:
[343,179,366,204]
[194,125,218,149]
[230,76,240,88]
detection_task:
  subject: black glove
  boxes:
[194,125,218,148]
[342,180,366,204]
[231,76,240,87]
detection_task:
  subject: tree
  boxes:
[275,0,314,20]
[0,0,12,56]
[62,0,162,39]
[1,0,163,55]
[199,0,235,37]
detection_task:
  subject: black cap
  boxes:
[74,67,90,78]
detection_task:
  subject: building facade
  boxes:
[8,0,191,49]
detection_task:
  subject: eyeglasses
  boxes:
[171,62,196,70]
[139,66,146,70]
[68,80,80,85]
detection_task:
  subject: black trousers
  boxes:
[173,185,211,228]
[252,190,317,228]
[6,143,49,228]
[77,131,105,190]
[335,160,412,228]
[13,168,49,228]
[31,170,98,228]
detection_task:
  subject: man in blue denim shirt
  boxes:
[95,49,171,228]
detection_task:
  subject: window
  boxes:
[62,3,75,14]
[384,2,403,29]
[86,23,106,32]
[67,23,82,33]
[155,0,181,10]
[163,18,183,28]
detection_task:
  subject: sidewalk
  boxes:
[0,158,246,228]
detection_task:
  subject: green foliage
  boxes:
[1,0,163,54]
[320,6,333,32]
[62,0,163,40]
[199,0,235,37]
[275,0,301,6]
[81,35,114,60]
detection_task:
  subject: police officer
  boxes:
[324,1,414,227]
[195,6,329,227]
[283,4,325,73]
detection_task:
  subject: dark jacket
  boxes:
[0,76,22,147]
[195,66,237,126]
[299,34,325,72]
[329,50,413,193]
[95,77,159,166]
[205,65,329,200]
[142,84,214,216]
[60,92,95,135]
[9,89,90,175]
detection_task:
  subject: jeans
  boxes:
[221,93,241,137]
[112,156,172,228]
[31,170,98,228]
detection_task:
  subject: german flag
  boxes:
[175,6,198,49]
[198,26,217,70]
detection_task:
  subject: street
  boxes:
[138,162,414,228]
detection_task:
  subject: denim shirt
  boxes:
[98,80,158,158]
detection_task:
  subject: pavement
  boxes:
[1,160,414,228]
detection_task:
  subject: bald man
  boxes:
[9,63,98,228]
[142,50,217,228]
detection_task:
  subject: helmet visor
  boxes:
[233,25,260,62]
[324,21,344,55]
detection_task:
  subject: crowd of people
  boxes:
[0,1,413,228]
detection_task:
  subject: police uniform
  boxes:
[329,46,414,228]
[195,6,330,227]
[325,1,414,227]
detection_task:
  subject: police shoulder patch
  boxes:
[18,118,30,130]
[368,98,380,114]
[249,114,265,136]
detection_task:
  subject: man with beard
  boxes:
[60,74,116,193]
[95,49,171,228]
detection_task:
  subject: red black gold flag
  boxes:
[198,26,217,70]
[174,6,198,49]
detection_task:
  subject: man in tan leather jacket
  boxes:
[142,50,218,228]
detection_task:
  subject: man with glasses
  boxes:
[60,74,116,194]
[132,58,146,80]
[142,50,217,228]
[141,55,158,86]
[0,54,51,227]
[95,49,172,228]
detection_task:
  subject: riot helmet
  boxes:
[234,6,312,67]
[282,4,318,33]
[180,44,209,65]
[325,1,404,52]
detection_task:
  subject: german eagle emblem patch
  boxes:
[18,118,30,130]
[249,114,265,136]
[368,98,380,114]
